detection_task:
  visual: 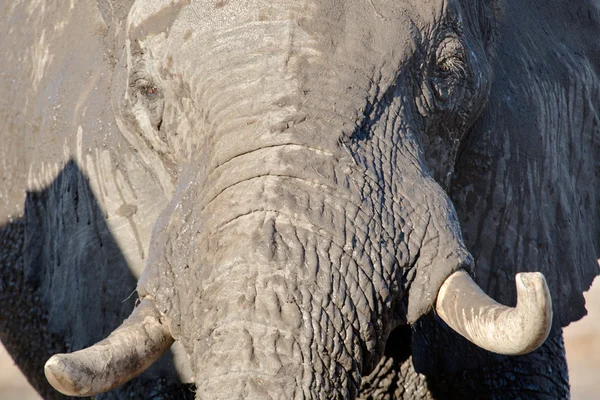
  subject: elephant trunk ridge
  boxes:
[435,270,552,355]
[190,263,362,399]
[43,299,173,397]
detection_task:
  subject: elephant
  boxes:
[1,0,599,398]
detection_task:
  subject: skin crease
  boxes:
[0,0,599,398]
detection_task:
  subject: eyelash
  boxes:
[131,74,160,98]
[438,55,467,78]
[434,38,468,79]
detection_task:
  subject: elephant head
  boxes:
[43,0,555,397]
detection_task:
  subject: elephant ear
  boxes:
[451,0,600,328]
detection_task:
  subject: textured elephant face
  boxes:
[44,1,515,398]
[113,0,497,396]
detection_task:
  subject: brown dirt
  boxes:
[564,276,600,400]
[0,345,41,400]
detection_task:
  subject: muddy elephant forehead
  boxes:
[128,0,450,47]
[125,0,462,86]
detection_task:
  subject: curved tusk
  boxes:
[435,270,552,355]
[44,299,174,397]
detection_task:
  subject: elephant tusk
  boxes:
[435,270,552,355]
[44,299,174,397]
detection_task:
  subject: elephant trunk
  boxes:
[176,165,373,397]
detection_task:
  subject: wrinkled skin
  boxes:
[120,1,486,396]
[0,0,599,399]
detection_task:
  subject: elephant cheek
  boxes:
[400,182,475,324]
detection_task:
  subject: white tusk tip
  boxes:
[44,354,92,397]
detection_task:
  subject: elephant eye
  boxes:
[130,76,165,130]
[434,37,467,79]
[430,36,469,105]
[133,78,162,101]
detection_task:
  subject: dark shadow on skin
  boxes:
[357,325,422,399]
[414,314,570,399]
[0,160,193,400]
[360,320,569,399]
